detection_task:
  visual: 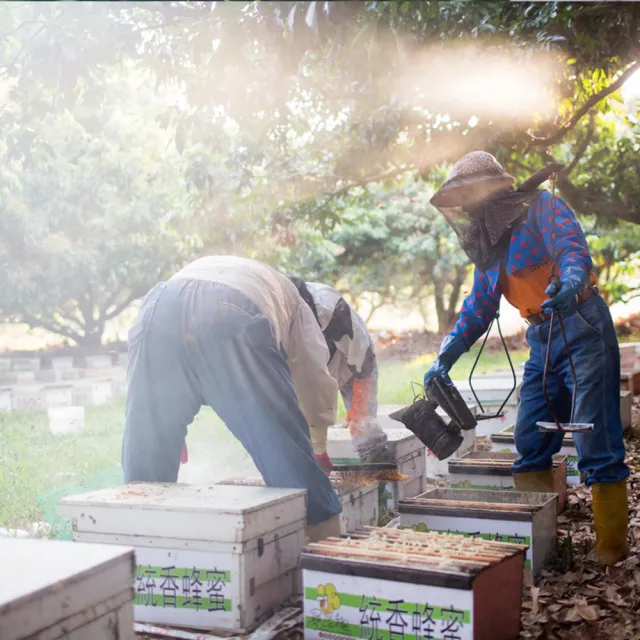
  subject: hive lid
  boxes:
[398,488,557,522]
[217,476,378,498]
[327,425,424,461]
[0,538,134,640]
[300,526,526,591]
[58,483,308,543]
[448,452,566,476]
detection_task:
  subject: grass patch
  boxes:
[1,347,528,534]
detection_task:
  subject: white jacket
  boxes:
[172,256,338,430]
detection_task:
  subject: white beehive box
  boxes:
[58,483,307,633]
[72,379,113,405]
[85,354,113,369]
[302,528,526,640]
[11,384,43,410]
[455,379,519,436]
[449,452,568,513]
[12,356,41,372]
[217,476,379,535]
[619,344,639,371]
[398,488,558,577]
[0,357,12,373]
[0,387,11,412]
[335,481,379,533]
[491,425,580,485]
[51,355,75,371]
[326,426,425,512]
[48,406,85,436]
[454,378,519,406]
[0,537,135,640]
[41,383,73,408]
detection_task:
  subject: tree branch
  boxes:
[526,60,639,150]
[563,116,596,176]
[21,314,83,343]
[103,292,139,321]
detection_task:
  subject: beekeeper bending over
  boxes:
[288,278,390,471]
[123,256,342,541]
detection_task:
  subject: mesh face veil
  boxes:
[430,153,559,271]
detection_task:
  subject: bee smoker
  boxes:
[389,377,477,460]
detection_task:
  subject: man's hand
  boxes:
[424,335,466,389]
[315,451,333,476]
[541,267,590,317]
[180,443,188,464]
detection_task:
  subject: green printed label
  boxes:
[305,588,471,623]
[306,616,455,640]
[566,455,579,476]
[134,565,232,611]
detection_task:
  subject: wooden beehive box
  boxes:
[0,538,135,640]
[398,488,557,577]
[621,370,640,396]
[449,452,567,512]
[217,476,379,535]
[327,426,426,511]
[58,483,307,633]
[72,379,113,406]
[41,383,73,408]
[490,425,579,485]
[301,527,527,640]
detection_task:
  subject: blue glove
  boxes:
[424,335,467,388]
[541,266,590,317]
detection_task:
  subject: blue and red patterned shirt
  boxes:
[450,190,593,347]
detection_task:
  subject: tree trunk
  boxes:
[433,265,469,333]
[73,327,105,351]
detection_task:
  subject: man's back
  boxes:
[173,256,299,349]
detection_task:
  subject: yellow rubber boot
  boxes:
[592,480,629,565]
[306,514,341,543]
[513,469,555,493]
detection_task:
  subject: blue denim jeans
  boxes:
[122,279,342,525]
[513,294,629,485]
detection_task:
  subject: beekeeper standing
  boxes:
[122,256,342,541]
[288,278,390,470]
[423,151,629,565]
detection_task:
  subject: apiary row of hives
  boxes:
[1,385,568,639]
[1,477,562,639]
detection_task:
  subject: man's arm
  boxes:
[287,300,339,455]
[425,269,501,388]
[534,191,593,274]
[451,269,502,348]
